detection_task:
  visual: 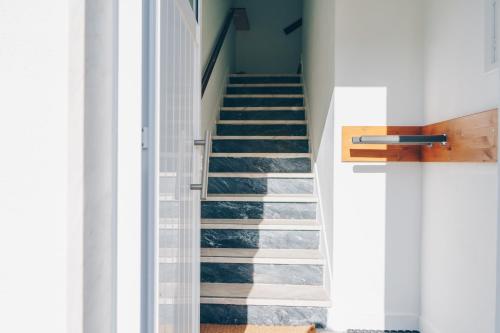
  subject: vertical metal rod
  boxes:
[191,130,210,200]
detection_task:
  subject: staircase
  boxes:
[200,74,330,328]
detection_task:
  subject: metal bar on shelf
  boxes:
[352,134,447,146]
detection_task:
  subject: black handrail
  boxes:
[283,18,302,35]
[201,9,235,97]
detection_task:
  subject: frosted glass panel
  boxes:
[157,0,199,332]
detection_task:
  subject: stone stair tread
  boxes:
[201,223,320,230]
[218,120,306,124]
[228,83,303,87]
[230,73,301,77]
[224,94,304,98]
[221,106,306,111]
[200,283,330,307]
[201,248,323,261]
[208,172,314,178]
[201,218,317,225]
[204,194,318,202]
[212,136,308,140]
[210,153,311,157]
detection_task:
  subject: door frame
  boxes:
[142,0,202,332]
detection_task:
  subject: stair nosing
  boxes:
[210,153,311,158]
[212,136,308,140]
[230,74,301,77]
[199,283,330,307]
[201,218,317,224]
[221,107,305,111]
[200,248,324,265]
[227,83,303,87]
[224,94,304,98]
[208,172,313,178]
[217,120,306,124]
[203,195,318,202]
[201,256,324,265]
[200,223,320,230]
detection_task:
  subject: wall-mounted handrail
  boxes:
[352,134,447,146]
[190,130,211,200]
[283,18,302,35]
[201,9,235,97]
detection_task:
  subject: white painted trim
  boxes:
[116,0,143,332]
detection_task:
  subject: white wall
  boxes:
[0,2,70,332]
[332,0,424,330]
[301,0,335,310]
[420,1,500,332]
[233,0,303,73]
[201,0,235,133]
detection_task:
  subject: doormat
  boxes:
[201,324,316,333]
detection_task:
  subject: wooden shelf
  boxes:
[342,109,498,163]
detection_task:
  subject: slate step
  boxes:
[209,157,312,173]
[227,85,303,95]
[201,220,320,230]
[200,229,319,249]
[201,245,324,286]
[201,262,323,285]
[217,123,307,136]
[229,74,301,84]
[212,139,309,153]
[202,198,316,219]
[224,95,304,107]
[200,304,327,328]
[220,109,306,120]
[207,176,313,194]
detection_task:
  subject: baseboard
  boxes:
[385,313,420,330]
[330,312,420,332]
[419,317,441,333]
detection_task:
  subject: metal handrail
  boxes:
[352,134,447,146]
[201,9,235,97]
[190,130,211,199]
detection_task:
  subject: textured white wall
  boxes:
[0,1,70,332]
[201,0,235,132]
[301,0,335,317]
[332,0,424,330]
[233,0,303,73]
[421,1,500,332]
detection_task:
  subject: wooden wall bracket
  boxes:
[342,109,498,163]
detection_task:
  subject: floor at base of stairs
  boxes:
[347,331,420,333]
[200,324,316,333]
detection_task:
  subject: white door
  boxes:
[153,0,200,332]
